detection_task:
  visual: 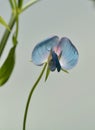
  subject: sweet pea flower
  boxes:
[32,36,79,74]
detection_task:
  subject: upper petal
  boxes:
[32,36,59,65]
[58,37,79,70]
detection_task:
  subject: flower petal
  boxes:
[58,37,79,70]
[32,36,59,65]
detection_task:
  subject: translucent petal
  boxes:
[59,37,79,70]
[32,36,59,65]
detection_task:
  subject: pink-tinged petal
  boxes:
[53,45,62,56]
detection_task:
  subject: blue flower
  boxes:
[32,35,79,73]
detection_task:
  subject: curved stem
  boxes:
[23,63,47,130]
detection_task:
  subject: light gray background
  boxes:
[0,0,95,130]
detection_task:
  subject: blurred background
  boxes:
[0,0,95,130]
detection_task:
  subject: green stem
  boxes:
[18,0,24,8]
[0,0,40,58]
[0,14,16,58]
[19,0,41,14]
[9,0,15,9]
[23,63,47,130]
[15,15,19,42]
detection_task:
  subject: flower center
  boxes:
[48,51,61,72]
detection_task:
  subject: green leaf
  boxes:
[45,65,50,81]
[0,16,10,31]
[0,46,16,86]
[61,68,69,74]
